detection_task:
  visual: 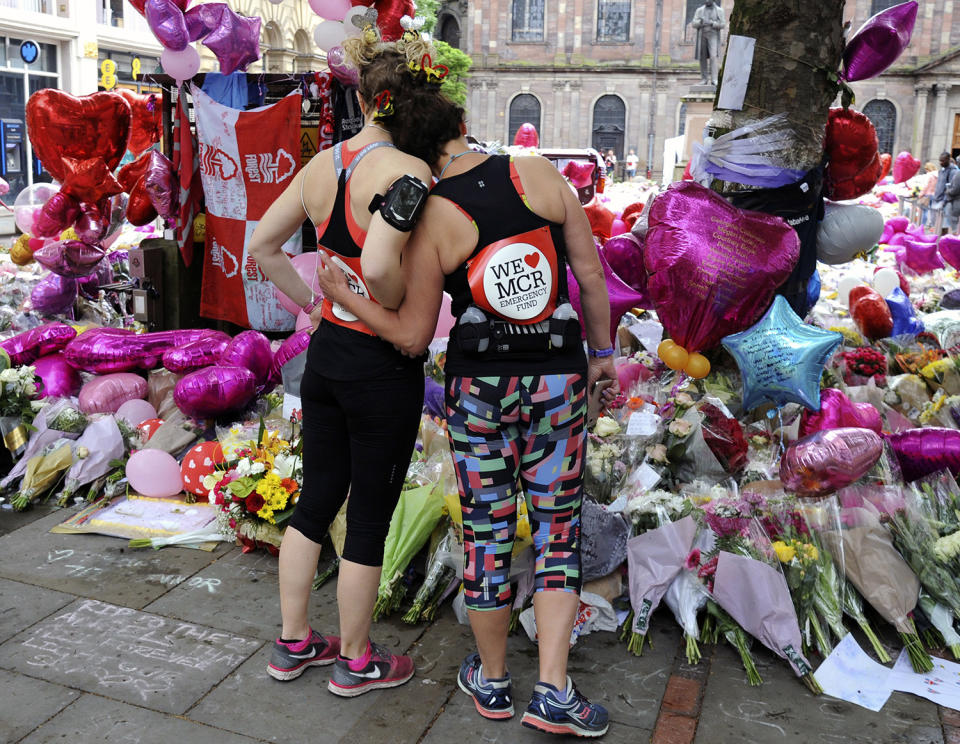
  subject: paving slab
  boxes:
[0,598,263,715]
[0,668,80,743]
[0,577,73,644]
[0,509,229,609]
[0,503,59,537]
[695,641,944,744]
[19,694,266,744]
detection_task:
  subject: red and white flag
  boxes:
[173,86,202,267]
[192,86,302,330]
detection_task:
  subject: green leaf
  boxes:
[227,477,257,499]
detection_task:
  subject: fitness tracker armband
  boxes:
[368,174,430,232]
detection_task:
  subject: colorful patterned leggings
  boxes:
[445,374,587,611]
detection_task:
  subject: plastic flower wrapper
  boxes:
[584,415,629,504]
[712,531,822,694]
[698,400,748,475]
[912,469,960,542]
[624,513,697,655]
[821,497,931,672]
[56,414,124,505]
[10,439,74,510]
[46,402,88,434]
[917,590,960,659]
[622,487,687,535]
[581,497,630,581]
[403,517,458,623]
[663,527,715,664]
[884,374,933,424]
[919,354,960,396]
[0,396,82,490]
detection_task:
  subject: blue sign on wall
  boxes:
[19,40,39,65]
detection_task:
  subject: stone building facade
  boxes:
[433,0,960,178]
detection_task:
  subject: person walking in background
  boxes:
[625,149,638,180]
[604,149,617,181]
[933,151,960,234]
[919,160,938,228]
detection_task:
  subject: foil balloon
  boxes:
[145,0,190,51]
[886,287,924,337]
[79,372,149,414]
[878,152,892,181]
[174,365,258,419]
[77,259,114,299]
[370,0,416,41]
[125,180,158,226]
[160,44,201,83]
[31,273,78,316]
[59,156,124,205]
[219,330,273,386]
[567,245,648,346]
[892,151,921,184]
[275,252,323,315]
[816,202,884,264]
[849,285,894,340]
[33,240,106,278]
[32,192,81,239]
[180,440,226,497]
[64,328,221,374]
[798,388,883,438]
[126,449,183,498]
[32,353,83,399]
[117,89,161,156]
[162,331,231,373]
[722,295,842,411]
[25,90,131,182]
[940,235,960,271]
[885,216,910,234]
[902,238,944,274]
[0,323,77,366]
[116,398,158,427]
[645,181,800,358]
[780,427,884,496]
[602,233,648,295]
[129,0,191,14]
[183,2,226,41]
[823,108,881,201]
[513,122,539,148]
[268,330,311,385]
[886,428,960,482]
[842,1,918,82]
[326,45,359,87]
[583,199,615,241]
[202,6,261,75]
[73,200,110,245]
[142,150,178,219]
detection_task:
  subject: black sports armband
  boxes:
[368,174,429,232]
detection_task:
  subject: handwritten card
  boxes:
[890,649,960,711]
[814,633,893,712]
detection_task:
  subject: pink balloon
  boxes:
[880,191,899,204]
[887,231,908,247]
[33,240,106,278]
[219,330,273,386]
[308,0,351,20]
[434,293,455,339]
[645,181,799,354]
[146,0,190,51]
[326,45,359,86]
[939,235,960,271]
[886,428,960,482]
[602,233,648,295]
[513,123,539,148]
[32,192,81,238]
[143,150,178,219]
[33,353,82,398]
[126,448,183,497]
[116,398,158,427]
[610,218,628,237]
[903,239,945,274]
[79,372,149,414]
[892,151,921,184]
[183,2,225,41]
[780,427,884,496]
[0,323,77,366]
[886,216,909,233]
[202,6,261,75]
[798,388,882,438]
[616,359,652,392]
[65,328,222,374]
[275,252,322,315]
[568,244,648,346]
[31,273,78,316]
[162,330,231,373]
[161,44,200,82]
[269,330,311,384]
[842,1,918,82]
[174,365,257,418]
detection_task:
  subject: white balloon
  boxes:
[837,275,866,307]
[314,20,346,51]
[816,201,885,265]
[873,267,901,298]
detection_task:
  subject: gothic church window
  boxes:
[509,94,541,144]
[862,99,896,155]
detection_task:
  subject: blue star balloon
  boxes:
[722,295,842,412]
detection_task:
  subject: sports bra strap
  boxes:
[299,156,316,224]
[332,140,396,181]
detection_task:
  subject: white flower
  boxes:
[668,419,693,437]
[272,453,296,479]
[236,458,253,477]
[0,368,17,383]
[646,443,668,463]
[594,416,621,437]
[23,382,36,397]
[76,446,89,459]
[202,472,224,491]
[208,490,218,504]
[249,461,266,475]
[30,400,46,412]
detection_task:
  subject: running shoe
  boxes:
[521,677,609,738]
[267,629,340,681]
[457,652,514,720]
[327,641,415,697]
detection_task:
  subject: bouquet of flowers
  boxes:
[663,528,715,664]
[210,423,302,552]
[584,415,629,504]
[0,364,40,458]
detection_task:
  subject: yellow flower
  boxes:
[920,358,955,380]
[772,541,796,563]
[800,542,819,562]
[594,416,621,437]
[829,327,863,347]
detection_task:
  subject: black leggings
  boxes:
[290,363,424,566]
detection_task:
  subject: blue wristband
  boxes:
[588,346,615,358]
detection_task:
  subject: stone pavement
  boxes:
[0,504,951,744]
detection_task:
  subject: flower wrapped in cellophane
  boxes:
[584,415,629,504]
[10,439,74,510]
[663,527,715,664]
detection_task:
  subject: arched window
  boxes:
[294,30,311,55]
[870,0,902,14]
[862,99,896,155]
[263,22,285,72]
[508,94,541,144]
[512,0,545,41]
[592,94,626,160]
[678,102,687,136]
[437,13,461,48]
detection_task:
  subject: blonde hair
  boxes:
[342,25,438,105]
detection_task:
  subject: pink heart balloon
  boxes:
[33,352,83,398]
[79,372,149,414]
[645,181,799,353]
[0,323,77,366]
[268,330,311,385]
[567,244,648,346]
[219,330,273,386]
[902,239,945,274]
[798,388,882,438]
[780,427,884,496]
[892,150,921,184]
[162,331,231,374]
[174,365,257,419]
[940,235,960,271]
[65,327,223,374]
[32,191,81,238]
[602,233,648,296]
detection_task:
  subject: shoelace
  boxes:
[369,641,393,661]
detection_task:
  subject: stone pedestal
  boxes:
[681,85,716,165]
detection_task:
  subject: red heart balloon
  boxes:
[118,152,152,193]
[26,90,131,183]
[823,108,881,201]
[849,285,893,340]
[126,180,158,226]
[117,89,161,156]
[878,152,892,181]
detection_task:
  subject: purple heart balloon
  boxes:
[162,331,231,374]
[567,244,648,346]
[902,239,944,274]
[145,0,190,51]
[268,330,310,385]
[33,352,83,398]
[174,365,257,419]
[842,1,918,82]
[940,234,960,271]
[780,427,884,496]
[0,323,77,366]
[220,330,273,386]
[31,273,78,316]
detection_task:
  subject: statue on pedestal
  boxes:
[692,0,726,87]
